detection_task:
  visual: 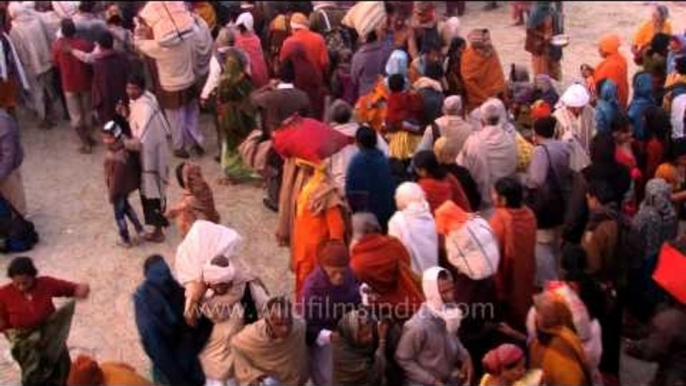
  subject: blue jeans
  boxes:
[113,196,143,242]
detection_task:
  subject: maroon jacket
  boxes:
[92,49,129,124]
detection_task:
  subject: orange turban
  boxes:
[531,100,552,120]
[599,34,621,55]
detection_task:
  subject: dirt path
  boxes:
[0,1,670,383]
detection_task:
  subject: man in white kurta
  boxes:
[123,76,171,242]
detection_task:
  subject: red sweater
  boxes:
[0,276,77,330]
[419,175,471,214]
[52,37,94,93]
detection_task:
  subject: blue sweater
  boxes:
[345,149,396,228]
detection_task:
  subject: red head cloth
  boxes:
[531,100,552,120]
[482,344,525,376]
[318,240,350,267]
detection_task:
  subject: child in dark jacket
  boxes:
[102,120,143,247]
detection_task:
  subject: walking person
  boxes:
[134,12,203,159]
[102,120,144,248]
[0,108,26,216]
[52,18,95,153]
[118,74,171,243]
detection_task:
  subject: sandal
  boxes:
[143,231,165,243]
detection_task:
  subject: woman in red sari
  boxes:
[234,12,269,88]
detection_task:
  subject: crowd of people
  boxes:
[0,1,684,386]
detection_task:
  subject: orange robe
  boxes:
[292,197,346,300]
[280,29,330,77]
[595,53,629,108]
[632,20,672,51]
[489,207,537,330]
[350,234,424,319]
[461,47,506,112]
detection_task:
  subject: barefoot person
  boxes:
[118,73,171,243]
[166,162,220,237]
[0,257,90,386]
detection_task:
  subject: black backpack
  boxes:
[611,213,646,292]
[527,145,568,229]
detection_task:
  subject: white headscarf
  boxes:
[440,16,461,47]
[559,83,591,108]
[7,2,28,20]
[479,98,504,123]
[236,11,254,32]
[422,267,462,334]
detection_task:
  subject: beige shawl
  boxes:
[199,277,270,382]
[230,317,309,385]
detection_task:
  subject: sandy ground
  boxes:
[0,1,675,384]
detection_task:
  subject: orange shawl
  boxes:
[461,47,506,112]
[354,77,389,132]
[632,20,672,49]
[529,326,592,386]
[529,294,593,386]
[489,207,537,328]
[351,234,424,317]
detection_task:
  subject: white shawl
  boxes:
[671,94,686,139]
[175,220,243,285]
[129,91,171,199]
[8,3,53,76]
[388,182,439,275]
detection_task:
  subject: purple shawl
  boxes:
[301,265,361,346]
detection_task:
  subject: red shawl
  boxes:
[351,234,423,318]
[290,43,327,119]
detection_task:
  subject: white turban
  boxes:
[236,12,254,32]
[395,182,427,211]
[443,95,463,116]
[202,261,236,285]
[560,83,590,108]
